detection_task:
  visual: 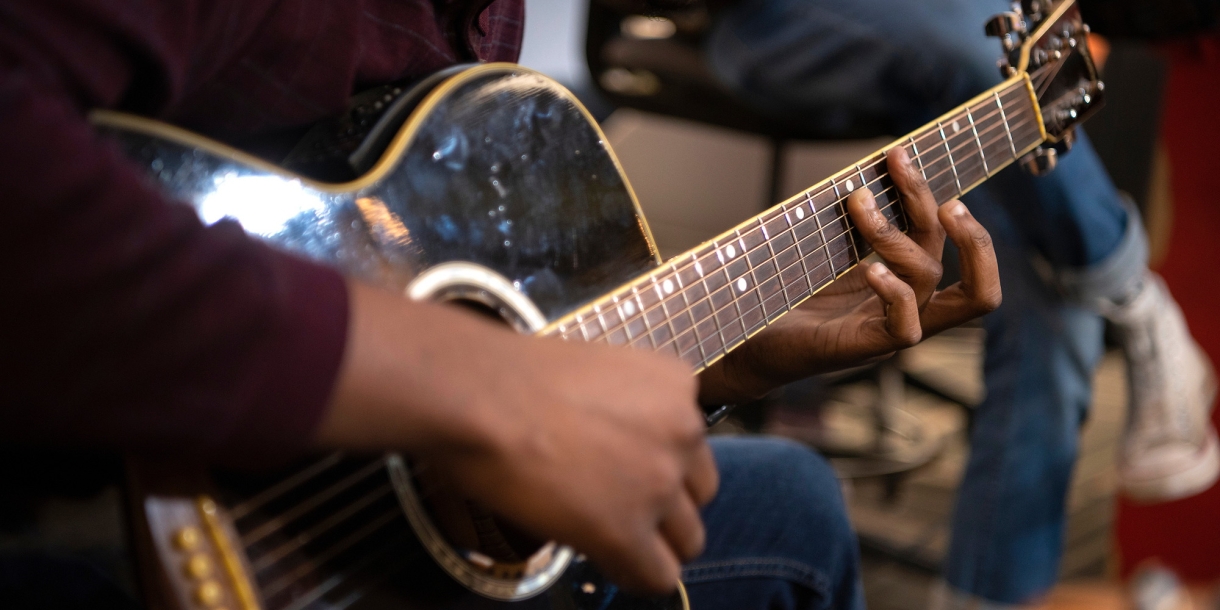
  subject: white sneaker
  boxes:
[1105,272,1220,503]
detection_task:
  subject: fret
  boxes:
[757,217,790,308]
[829,181,861,263]
[761,281,788,324]
[937,120,963,195]
[828,232,858,279]
[914,129,953,202]
[965,104,988,175]
[713,282,746,349]
[733,229,768,335]
[995,90,1018,158]
[908,136,928,182]
[603,297,629,346]
[701,250,729,293]
[647,276,680,356]
[545,78,1047,374]
[873,170,908,233]
[791,194,817,241]
[737,227,764,263]
[587,309,607,342]
[688,252,726,362]
[627,287,654,348]
[664,292,696,348]
[667,262,707,365]
[781,206,814,299]
[945,112,988,192]
[980,116,1018,175]
[810,189,836,277]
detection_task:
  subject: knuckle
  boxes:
[873,217,900,239]
[896,327,922,348]
[649,460,683,497]
[924,259,944,284]
[971,228,994,251]
[976,286,1003,313]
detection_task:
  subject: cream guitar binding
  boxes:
[109,2,1100,607]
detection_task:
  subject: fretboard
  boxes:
[543,76,1043,372]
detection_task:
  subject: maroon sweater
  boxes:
[0,0,523,463]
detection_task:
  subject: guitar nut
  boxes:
[184,553,214,579]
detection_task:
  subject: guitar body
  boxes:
[101,64,682,610]
[99,1,1104,605]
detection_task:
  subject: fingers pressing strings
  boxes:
[847,186,943,309]
[864,263,922,348]
[886,147,947,258]
[918,200,1003,335]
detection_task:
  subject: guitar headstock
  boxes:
[986,0,1104,175]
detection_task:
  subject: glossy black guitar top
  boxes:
[99,1,1104,606]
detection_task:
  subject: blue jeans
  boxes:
[705,0,1148,604]
[691,436,865,610]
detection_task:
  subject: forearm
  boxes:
[0,61,348,464]
[314,282,528,456]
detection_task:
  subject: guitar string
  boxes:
[276,553,414,610]
[241,459,387,547]
[235,458,431,558]
[557,105,1035,354]
[259,507,404,599]
[565,108,1038,355]
[219,83,1042,603]
[556,94,1035,347]
[230,453,347,521]
[644,114,1042,360]
[612,114,1041,363]
[250,482,395,573]
[262,77,1063,609]
[577,111,1038,362]
[272,528,412,610]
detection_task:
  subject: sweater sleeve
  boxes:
[0,4,349,465]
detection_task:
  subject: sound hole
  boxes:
[422,297,553,578]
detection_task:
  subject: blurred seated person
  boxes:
[0,1,1003,609]
[691,0,1219,606]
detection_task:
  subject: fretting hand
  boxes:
[699,147,1002,404]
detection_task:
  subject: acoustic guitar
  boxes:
[97,1,1102,608]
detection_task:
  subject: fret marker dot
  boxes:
[736,278,748,292]
[846,179,855,191]
[726,245,737,259]
[623,301,636,316]
[795,207,805,220]
[952,120,961,133]
[662,279,674,294]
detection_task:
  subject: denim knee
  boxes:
[685,437,863,610]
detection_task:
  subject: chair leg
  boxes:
[768,137,786,208]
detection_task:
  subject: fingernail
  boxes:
[872,263,892,277]
[859,190,878,212]
[892,146,909,163]
[947,201,967,217]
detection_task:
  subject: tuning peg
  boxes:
[1020,0,1044,21]
[1051,129,1076,156]
[1020,147,1058,176]
[985,12,1025,37]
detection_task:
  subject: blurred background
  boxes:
[516,1,1220,607]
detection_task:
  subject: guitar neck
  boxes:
[542,75,1044,372]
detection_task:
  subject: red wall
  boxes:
[1116,39,1220,580]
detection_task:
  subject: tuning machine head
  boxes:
[1019,146,1058,176]
[986,10,1027,53]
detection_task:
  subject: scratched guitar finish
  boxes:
[101,1,1103,607]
